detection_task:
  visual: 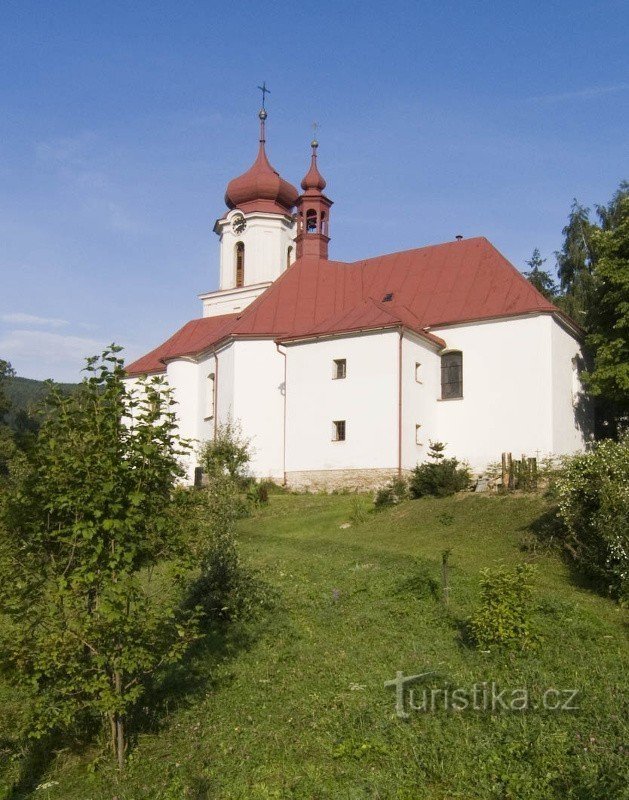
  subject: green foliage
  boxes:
[199,420,252,482]
[374,477,408,509]
[469,564,537,650]
[409,441,471,498]
[0,347,201,768]
[584,195,629,414]
[348,495,368,524]
[246,480,270,507]
[555,436,629,599]
[523,247,557,301]
[187,470,273,623]
[0,359,15,421]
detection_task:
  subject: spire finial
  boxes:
[311,121,319,150]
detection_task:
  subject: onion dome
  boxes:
[300,139,327,192]
[225,109,299,215]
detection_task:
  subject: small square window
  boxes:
[333,420,346,441]
[415,424,423,445]
[415,362,422,383]
[333,359,347,379]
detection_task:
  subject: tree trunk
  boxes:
[114,670,125,771]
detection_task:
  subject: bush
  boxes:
[469,564,537,650]
[349,495,369,524]
[199,420,251,482]
[555,436,629,599]
[409,441,471,498]
[374,477,408,509]
[247,480,269,507]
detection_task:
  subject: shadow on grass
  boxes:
[524,506,617,601]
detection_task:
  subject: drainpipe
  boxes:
[213,351,219,439]
[275,342,287,485]
[398,327,403,479]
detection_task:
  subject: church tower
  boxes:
[203,100,298,317]
[295,136,332,259]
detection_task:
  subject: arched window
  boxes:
[441,351,463,399]
[321,210,327,236]
[306,208,317,233]
[286,245,293,269]
[235,242,245,288]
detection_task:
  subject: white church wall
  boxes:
[230,339,286,480]
[550,319,592,453]
[401,332,442,471]
[284,331,400,484]
[430,314,558,470]
[217,210,295,290]
[200,283,272,318]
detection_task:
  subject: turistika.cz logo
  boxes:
[384,671,580,719]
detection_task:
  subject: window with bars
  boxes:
[441,351,463,399]
[332,420,346,441]
[333,358,346,379]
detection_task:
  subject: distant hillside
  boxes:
[4,376,79,429]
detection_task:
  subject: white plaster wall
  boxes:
[217,210,295,290]
[230,339,286,480]
[550,320,593,453]
[430,314,559,470]
[284,331,399,472]
[200,283,271,318]
[401,333,442,470]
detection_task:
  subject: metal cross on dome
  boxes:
[257,81,270,110]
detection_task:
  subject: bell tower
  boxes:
[204,93,299,318]
[295,136,332,260]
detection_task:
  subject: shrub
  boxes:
[555,436,629,599]
[349,495,368,524]
[409,441,471,498]
[199,420,251,482]
[247,480,270,507]
[469,564,537,650]
[374,477,408,509]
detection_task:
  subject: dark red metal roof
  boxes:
[125,314,238,376]
[126,237,562,376]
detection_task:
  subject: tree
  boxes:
[554,200,597,323]
[0,359,16,478]
[523,248,557,301]
[0,347,200,769]
[584,196,629,416]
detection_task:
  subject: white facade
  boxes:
[200,208,296,317]
[155,309,590,487]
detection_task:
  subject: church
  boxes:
[125,103,591,490]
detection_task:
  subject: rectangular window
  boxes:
[333,358,347,379]
[206,372,215,419]
[441,351,463,399]
[415,424,423,445]
[415,362,422,383]
[332,420,346,441]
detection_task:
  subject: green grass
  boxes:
[1,493,627,799]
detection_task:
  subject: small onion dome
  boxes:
[225,110,298,214]
[300,140,327,192]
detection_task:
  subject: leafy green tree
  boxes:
[0,347,200,769]
[554,200,597,323]
[523,248,557,301]
[0,360,16,478]
[584,196,629,415]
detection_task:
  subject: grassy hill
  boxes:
[0,493,627,799]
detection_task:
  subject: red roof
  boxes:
[126,237,563,376]
[126,314,238,376]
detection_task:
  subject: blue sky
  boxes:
[1,0,627,381]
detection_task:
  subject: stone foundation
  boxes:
[285,468,411,493]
